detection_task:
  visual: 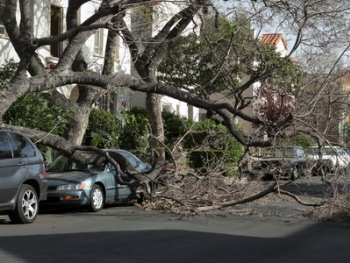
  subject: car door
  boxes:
[105,163,131,200]
[0,132,27,204]
[9,133,44,179]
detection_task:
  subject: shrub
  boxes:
[0,60,75,163]
[118,108,150,154]
[83,108,121,149]
[279,133,316,149]
[183,119,243,172]
[162,111,193,149]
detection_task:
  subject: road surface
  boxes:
[0,202,349,263]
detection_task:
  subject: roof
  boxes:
[261,33,288,51]
[342,72,350,84]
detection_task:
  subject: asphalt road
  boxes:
[1,201,350,263]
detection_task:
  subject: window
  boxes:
[0,0,7,36]
[296,149,304,158]
[51,5,63,57]
[96,91,115,113]
[199,113,207,121]
[0,133,13,159]
[10,133,35,158]
[162,103,173,113]
[94,27,104,56]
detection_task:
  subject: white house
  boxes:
[0,0,199,121]
[128,2,200,121]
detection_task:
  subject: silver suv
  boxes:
[0,129,47,223]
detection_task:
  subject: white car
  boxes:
[306,146,350,174]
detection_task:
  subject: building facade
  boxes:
[0,0,199,121]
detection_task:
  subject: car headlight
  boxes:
[56,182,87,190]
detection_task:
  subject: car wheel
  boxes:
[88,184,104,212]
[137,193,145,204]
[8,184,38,224]
[292,168,298,180]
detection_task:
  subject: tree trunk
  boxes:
[64,105,92,145]
[146,92,165,161]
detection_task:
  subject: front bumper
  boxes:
[40,190,89,206]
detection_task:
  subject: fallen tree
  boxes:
[1,0,350,219]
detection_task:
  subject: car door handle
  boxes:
[17,162,24,166]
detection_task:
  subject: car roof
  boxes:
[0,128,24,135]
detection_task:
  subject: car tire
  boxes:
[8,184,38,224]
[292,168,298,180]
[88,184,104,212]
[137,193,145,204]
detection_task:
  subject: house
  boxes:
[127,3,200,121]
[0,0,199,121]
[261,33,288,57]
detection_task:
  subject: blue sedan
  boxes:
[41,149,152,212]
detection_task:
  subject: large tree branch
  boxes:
[2,0,46,76]
[196,182,277,212]
[0,70,286,143]
[138,5,200,71]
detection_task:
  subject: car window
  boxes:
[296,148,304,157]
[106,162,116,172]
[322,148,344,156]
[322,148,332,155]
[71,162,105,171]
[10,133,35,157]
[0,133,13,159]
[306,148,316,155]
[335,147,347,155]
[113,150,140,167]
[47,155,68,171]
[283,148,298,157]
[307,147,346,156]
[107,150,152,173]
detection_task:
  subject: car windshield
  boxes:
[47,155,105,172]
[112,150,142,168]
[106,149,152,173]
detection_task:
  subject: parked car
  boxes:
[306,146,350,174]
[41,149,152,212]
[239,146,309,180]
[0,129,47,224]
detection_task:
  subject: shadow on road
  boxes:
[0,221,349,263]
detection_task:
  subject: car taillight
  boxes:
[43,165,47,177]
